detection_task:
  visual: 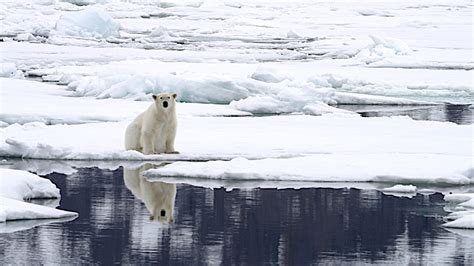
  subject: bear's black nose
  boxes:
[163,101,168,108]
[160,210,166,217]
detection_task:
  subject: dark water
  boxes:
[1,167,473,265]
[338,104,472,125]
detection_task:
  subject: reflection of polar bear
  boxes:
[123,164,176,223]
[124,92,178,155]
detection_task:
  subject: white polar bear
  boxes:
[123,164,176,223]
[125,92,179,154]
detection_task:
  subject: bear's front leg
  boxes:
[141,132,155,155]
[165,138,179,154]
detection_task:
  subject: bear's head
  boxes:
[152,92,177,111]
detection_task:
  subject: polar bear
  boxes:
[125,92,178,155]
[123,164,177,223]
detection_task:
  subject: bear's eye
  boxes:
[160,97,163,100]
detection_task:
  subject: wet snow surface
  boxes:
[0,0,473,263]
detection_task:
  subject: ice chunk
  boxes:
[0,196,77,223]
[286,30,300,38]
[382,184,417,193]
[54,8,120,38]
[443,214,474,229]
[356,35,412,64]
[0,63,17,78]
[229,96,353,115]
[250,66,292,83]
[443,193,474,229]
[444,193,474,203]
[0,169,60,201]
[0,169,78,223]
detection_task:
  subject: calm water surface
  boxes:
[339,104,472,125]
[1,167,473,265]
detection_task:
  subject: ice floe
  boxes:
[355,35,412,64]
[54,7,120,38]
[1,113,469,185]
[0,169,77,224]
[0,78,250,126]
[144,155,472,186]
[0,63,17,78]
[443,193,474,229]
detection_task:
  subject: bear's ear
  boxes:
[172,93,177,99]
[152,94,157,100]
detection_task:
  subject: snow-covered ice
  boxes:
[144,154,472,186]
[382,184,417,193]
[1,0,472,104]
[0,0,473,234]
[54,7,120,38]
[0,196,76,223]
[0,63,17,78]
[0,168,59,200]
[443,193,474,229]
[0,169,77,224]
[0,78,250,126]
[1,113,470,187]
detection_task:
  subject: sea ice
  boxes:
[0,168,78,223]
[0,168,60,200]
[1,115,470,168]
[0,63,17,78]
[54,7,120,38]
[382,184,417,193]
[443,193,474,229]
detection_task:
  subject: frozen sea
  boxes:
[0,0,473,264]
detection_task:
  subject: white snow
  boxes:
[144,155,472,186]
[1,113,469,186]
[0,78,250,126]
[0,168,78,223]
[382,184,417,193]
[0,168,59,200]
[381,184,418,198]
[0,114,470,161]
[0,0,471,104]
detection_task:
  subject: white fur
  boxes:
[123,164,176,223]
[125,92,178,154]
